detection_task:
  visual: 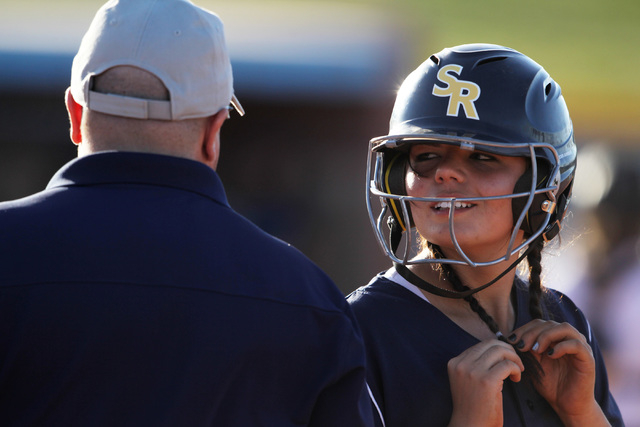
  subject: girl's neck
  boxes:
[409,261,517,336]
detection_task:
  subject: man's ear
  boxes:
[65,88,83,145]
[201,109,227,170]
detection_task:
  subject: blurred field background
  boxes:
[1,0,639,423]
[376,0,639,144]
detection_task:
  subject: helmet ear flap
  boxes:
[512,159,553,237]
[382,151,412,230]
[542,179,572,241]
[381,151,412,253]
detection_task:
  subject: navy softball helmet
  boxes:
[366,43,577,266]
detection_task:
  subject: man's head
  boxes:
[65,0,243,168]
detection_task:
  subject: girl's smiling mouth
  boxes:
[432,201,475,211]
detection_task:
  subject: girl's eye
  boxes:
[472,152,496,161]
[408,152,437,176]
[413,152,438,162]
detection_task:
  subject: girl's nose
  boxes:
[434,154,465,183]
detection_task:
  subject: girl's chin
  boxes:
[421,242,495,261]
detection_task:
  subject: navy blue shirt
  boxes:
[347,270,623,427]
[0,152,373,426]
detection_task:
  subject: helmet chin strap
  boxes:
[393,237,540,299]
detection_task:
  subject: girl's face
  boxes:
[406,143,528,261]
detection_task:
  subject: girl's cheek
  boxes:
[405,173,421,195]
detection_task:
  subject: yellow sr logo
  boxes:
[432,64,481,120]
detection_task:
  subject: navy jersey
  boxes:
[0,152,373,426]
[347,269,623,427]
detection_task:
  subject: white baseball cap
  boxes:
[70,0,244,120]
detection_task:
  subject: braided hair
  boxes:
[525,237,546,320]
[430,239,547,383]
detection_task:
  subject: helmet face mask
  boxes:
[367,44,576,266]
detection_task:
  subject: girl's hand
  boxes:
[508,320,610,426]
[447,339,524,427]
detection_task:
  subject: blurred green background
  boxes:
[4,0,637,143]
[367,0,639,144]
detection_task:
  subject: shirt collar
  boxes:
[383,267,431,303]
[46,151,229,206]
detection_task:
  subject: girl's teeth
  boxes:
[435,202,472,209]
